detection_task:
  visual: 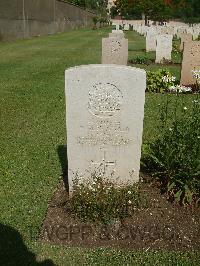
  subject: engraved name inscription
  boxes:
[77,121,132,146]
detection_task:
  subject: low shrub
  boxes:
[192,70,200,92]
[69,174,147,224]
[146,69,176,93]
[172,42,181,54]
[142,94,200,205]
[129,55,152,65]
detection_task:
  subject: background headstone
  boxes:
[102,37,128,65]
[180,41,200,85]
[146,31,157,51]
[180,33,193,51]
[116,24,120,30]
[65,65,146,193]
[109,30,125,39]
[124,24,129,31]
[155,34,173,63]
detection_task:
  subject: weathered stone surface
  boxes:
[109,30,124,39]
[155,34,173,63]
[102,37,128,65]
[65,65,146,193]
[180,33,193,51]
[181,41,200,86]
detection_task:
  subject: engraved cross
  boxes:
[91,150,116,176]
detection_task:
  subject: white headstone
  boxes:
[102,37,128,65]
[155,34,173,63]
[65,65,146,194]
[181,41,200,85]
[109,30,125,39]
[177,27,186,39]
[116,24,120,30]
[124,24,129,31]
[146,31,157,51]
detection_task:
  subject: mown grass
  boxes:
[0,27,199,265]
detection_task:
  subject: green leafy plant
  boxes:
[146,69,176,93]
[69,174,147,224]
[172,41,181,54]
[129,55,152,65]
[99,17,103,27]
[142,94,200,205]
[92,16,99,29]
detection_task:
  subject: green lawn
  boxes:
[0,27,199,265]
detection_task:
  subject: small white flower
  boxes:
[192,69,200,80]
[168,85,192,93]
[128,191,132,194]
[128,200,132,204]
[169,128,173,131]
[183,107,187,110]
[163,75,176,83]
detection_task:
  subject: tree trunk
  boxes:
[145,15,148,26]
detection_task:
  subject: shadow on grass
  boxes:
[128,48,146,52]
[57,145,69,193]
[0,223,55,266]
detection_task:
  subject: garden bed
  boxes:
[39,175,200,251]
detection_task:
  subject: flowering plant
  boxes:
[192,70,200,83]
[168,85,192,94]
[142,95,200,205]
[162,75,176,83]
[70,174,146,223]
[147,69,176,93]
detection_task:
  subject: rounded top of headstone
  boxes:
[65,64,146,75]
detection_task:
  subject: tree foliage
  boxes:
[114,0,200,22]
[66,0,108,13]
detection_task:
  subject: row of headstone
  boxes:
[65,26,147,193]
[102,30,128,65]
[65,24,199,193]
[141,22,200,79]
[112,20,200,41]
[146,29,173,62]
[110,23,200,85]
[66,30,145,192]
